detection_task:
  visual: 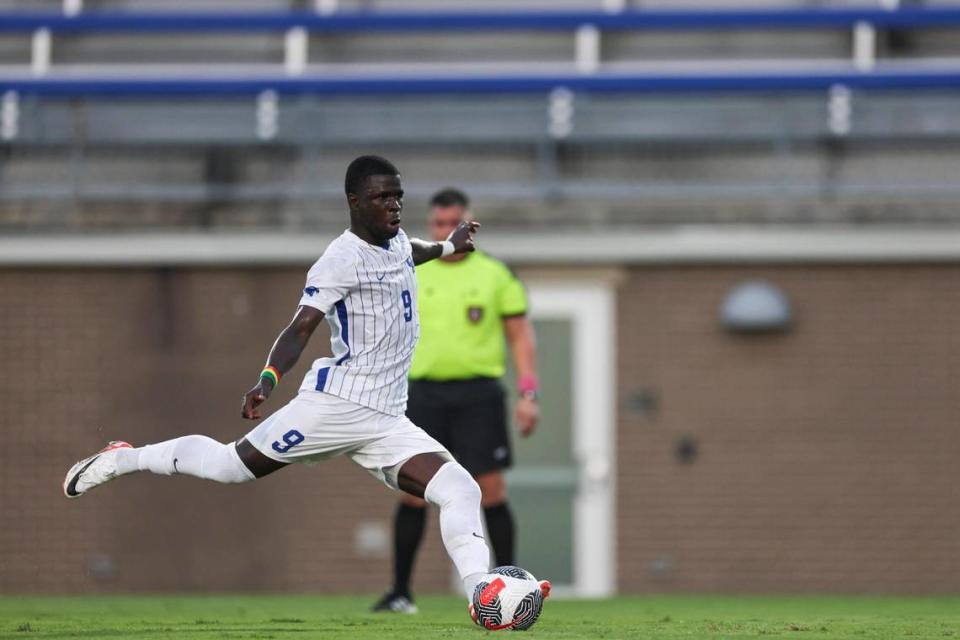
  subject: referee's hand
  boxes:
[515,396,539,437]
[448,220,480,254]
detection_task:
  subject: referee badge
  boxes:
[467,306,484,324]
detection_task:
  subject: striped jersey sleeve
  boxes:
[298,250,358,316]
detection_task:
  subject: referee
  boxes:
[373,188,540,614]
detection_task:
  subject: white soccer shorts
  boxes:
[244,390,451,489]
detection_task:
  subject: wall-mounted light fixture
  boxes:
[720,280,792,333]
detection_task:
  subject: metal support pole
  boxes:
[575,25,601,75]
[256,90,279,141]
[284,27,308,76]
[1,91,19,141]
[31,28,51,77]
[853,21,876,72]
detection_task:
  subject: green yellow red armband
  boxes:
[260,366,281,387]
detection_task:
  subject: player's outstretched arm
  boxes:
[410,220,480,265]
[241,305,325,420]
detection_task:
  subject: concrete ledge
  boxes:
[4,226,960,267]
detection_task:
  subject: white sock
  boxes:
[115,436,254,484]
[463,572,487,598]
[423,461,491,598]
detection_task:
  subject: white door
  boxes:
[506,279,617,597]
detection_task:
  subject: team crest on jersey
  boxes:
[304,286,319,296]
[467,306,484,324]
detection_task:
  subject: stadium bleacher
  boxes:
[2,1,960,230]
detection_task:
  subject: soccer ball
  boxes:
[470,566,549,631]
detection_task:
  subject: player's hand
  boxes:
[241,380,272,420]
[447,220,480,254]
[515,396,539,437]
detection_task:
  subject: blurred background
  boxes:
[2,0,959,597]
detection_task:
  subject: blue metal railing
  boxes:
[4,69,960,96]
[2,7,960,96]
[1,7,960,33]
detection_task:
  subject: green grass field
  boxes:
[1,595,958,639]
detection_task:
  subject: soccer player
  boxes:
[62,156,548,620]
[373,188,539,614]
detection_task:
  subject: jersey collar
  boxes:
[345,228,393,251]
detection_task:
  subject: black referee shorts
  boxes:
[406,377,511,476]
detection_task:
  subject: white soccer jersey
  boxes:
[296,228,419,416]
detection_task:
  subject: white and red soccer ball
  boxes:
[470,566,551,631]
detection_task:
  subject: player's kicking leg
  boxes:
[393,452,491,599]
[393,452,550,626]
[63,436,284,498]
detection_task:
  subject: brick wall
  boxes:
[0,268,452,594]
[617,265,960,594]
[2,264,958,594]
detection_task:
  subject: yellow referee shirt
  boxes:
[410,251,528,381]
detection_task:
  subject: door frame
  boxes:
[526,279,617,597]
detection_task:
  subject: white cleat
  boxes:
[63,441,133,499]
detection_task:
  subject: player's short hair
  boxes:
[429,188,470,210]
[344,155,400,196]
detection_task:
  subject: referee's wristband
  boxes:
[518,374,539,401]
[260,366,281,388]
[439,240,456,257]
